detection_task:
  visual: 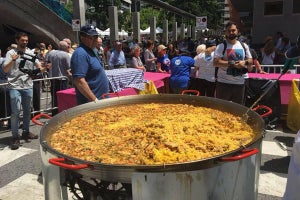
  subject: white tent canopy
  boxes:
[96,28,104,36]
[101,28,110,36]
[141,27,150,34]
[140,27,163,34]
[118,29,128,37]
[177,28,188,33]
[156,27,163,34]
[97,28,128,38]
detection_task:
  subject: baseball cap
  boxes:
[285,35,300,59]
[157,44,167,52]
[80,24,99,36]
[205,39,216,48]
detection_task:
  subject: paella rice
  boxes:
[49,103,257,165]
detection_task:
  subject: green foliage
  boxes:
[165,0,223,29]
[68,0,223,30]
[140,7,163,30]
[65,1,73,13]
[119,10,132,31]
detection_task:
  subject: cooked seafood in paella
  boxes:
[49,103,257,165]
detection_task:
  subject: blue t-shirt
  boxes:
[71,44,109,105]
[157,54,171,72]
[170,56,195,89]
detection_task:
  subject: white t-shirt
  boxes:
[194,51,216,82]
[261,51,275,65]
[214,41,252,85]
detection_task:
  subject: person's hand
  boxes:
[258,70,267,74]
[39,67,47,73]
[234,60,248,68]
[11,53,19,61]
[45,62,52,69]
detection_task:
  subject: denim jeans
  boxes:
[9,88,33,138]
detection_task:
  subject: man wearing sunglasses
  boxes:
[71,24,109,105]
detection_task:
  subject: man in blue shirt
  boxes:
[108,41,127,69]
[71,25,109,105]
[169,52,195,94]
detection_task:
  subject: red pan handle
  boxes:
[102,92,120,99]
[220,148,259,162]
[49,157,92,170]
[252,105,273,118]
[32,113,52,126]
[181,90,200,96]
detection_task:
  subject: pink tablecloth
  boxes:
[248,73,300,105]
[57,72,170,112]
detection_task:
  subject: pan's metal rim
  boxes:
[40,94,265,172]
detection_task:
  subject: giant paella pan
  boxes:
[38,94,266,183]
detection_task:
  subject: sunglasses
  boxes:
[85,35,98,40]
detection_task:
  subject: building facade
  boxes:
[228,0,300,45]
[252,0,300,45]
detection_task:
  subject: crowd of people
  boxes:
[1,21,299,150]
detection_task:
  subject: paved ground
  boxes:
[0,119,297,200]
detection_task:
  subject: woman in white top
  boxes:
[143,39,157,72]
[260,37,276,65]
[193,40,216,97]
[189,44,207,90]
[131,45,146,71]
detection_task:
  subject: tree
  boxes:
[166,0,223,29]
[65,0,73,13]
[140,7,164,30]
[67,0,223,31]
[84,0,114,30]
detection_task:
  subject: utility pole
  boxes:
[72,0,85,43]
[73,0,85,26]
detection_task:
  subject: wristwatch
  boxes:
[228,60,235,67]
[245,60,249,66]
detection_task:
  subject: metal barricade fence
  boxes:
[252,64,300,73]
[0,75,70,123]
[0,82,10,122]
